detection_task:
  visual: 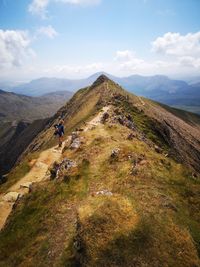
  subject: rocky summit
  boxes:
[0,76,200,267]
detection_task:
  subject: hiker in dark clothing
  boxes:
[54,119,65,147]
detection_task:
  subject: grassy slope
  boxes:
[0,78,200,266]
[0,104,200,266]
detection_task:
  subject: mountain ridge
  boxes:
[5,72,200,114]
[20,75,200,173]
[0,75,200,266]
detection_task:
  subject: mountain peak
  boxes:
[91,74,110,88]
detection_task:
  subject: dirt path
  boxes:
[0,106,111,231]
[0,144,64,230]
[84,106,110,131]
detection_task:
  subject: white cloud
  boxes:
[28,0,49,18]
[152,31,200,57]
[0,29,35,69]
[115,50,136,62]
[37,25,58,39]
[115,50,148,72]
[151,31,200,72]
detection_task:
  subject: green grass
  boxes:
[114,97,170,151]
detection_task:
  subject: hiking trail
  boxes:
[0,106,111,231]
[0,144,64,230]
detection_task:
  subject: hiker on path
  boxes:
[54,119,65,147]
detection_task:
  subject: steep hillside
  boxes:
[0,75,200,267]
[0,89,73,122]
[0,89,73,177]
[0,119,49,177]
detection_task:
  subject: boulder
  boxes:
[70,138,81,149]
[50,158,77,180]
[111,148,120,158]
[101,112,109,123]
[3,192,20,203]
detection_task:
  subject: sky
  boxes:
[0,0,200,83]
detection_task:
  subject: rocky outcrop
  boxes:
[50,158,77,180]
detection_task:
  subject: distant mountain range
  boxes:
[5,72,200,114]
[0,89,73,122]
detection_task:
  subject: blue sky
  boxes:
[0,0,200,82]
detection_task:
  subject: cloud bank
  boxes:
[1,29,200,80]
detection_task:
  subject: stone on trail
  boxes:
[3,192,20,203]
[35,161,48,168]
[70,138,81,149]
[20,182,33,192]
[96,190,113,196]
[71,131,78,142]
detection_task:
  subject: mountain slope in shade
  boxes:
[0,75,200,267]
[0,89,73,176]
[0,119,49,177]
[0,89,73,122]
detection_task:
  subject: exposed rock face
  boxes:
[115,114,136,130]
[50,158,77,180]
